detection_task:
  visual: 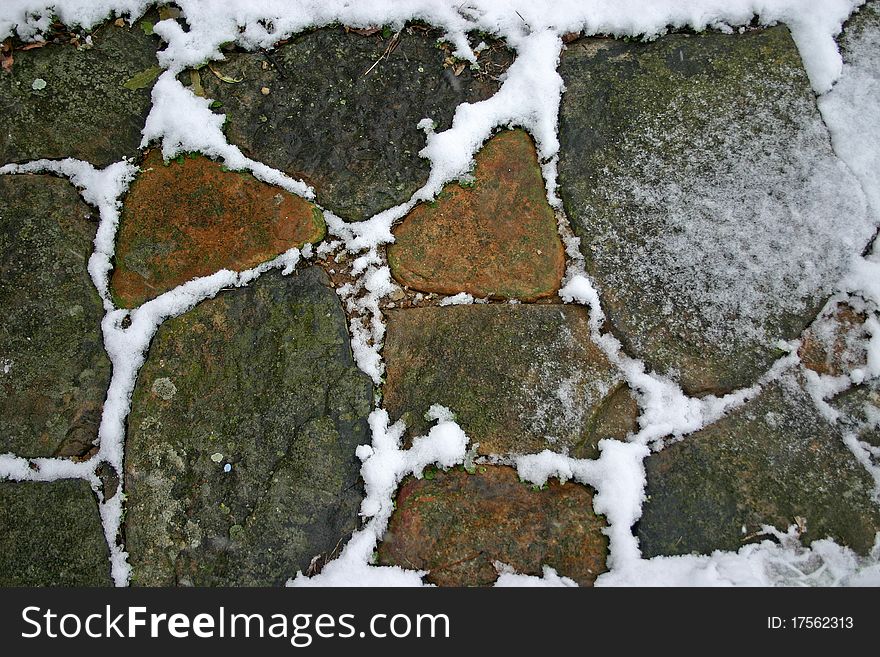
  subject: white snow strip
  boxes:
[514,442,650,571]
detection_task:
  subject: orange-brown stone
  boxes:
[110,151,326,307]
[387,130,565,301]
[378,465,608,586]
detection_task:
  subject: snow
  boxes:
[0,158,137,308]
[515,442,650,570]
[1,0,878,588]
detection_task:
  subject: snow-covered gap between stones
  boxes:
[2,0,880,586]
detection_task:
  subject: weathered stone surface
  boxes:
[558,26,872,396]
[0,21,159,167]
[199,26,512,221]
[125,267,371,586]
[383,305,637,457]
[832,384,880,449]
[639,375,880,557]
[839,0,880,55]
[0,175,111,458]
[110,151,326,307]
[378,466,607,586]
[799,303,870,376]
[388,130,565,301]
[0,480,111,585]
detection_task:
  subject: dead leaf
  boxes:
[19,41,48,51]
[562,32,581,44]
[122,65,161,90]
[453,62,465,76]
[208,64,243,83]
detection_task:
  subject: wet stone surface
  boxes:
[0,175,111,458]
[198,26,512,221]
[110,150,326,307]
[388,129,566,301]
[378,465,607,586]
[124,267,372,586]
[639,375,880,557]
[0,480,111,586]
[558,26,870,396]
[0,20,160,167]
[383,305,638,458]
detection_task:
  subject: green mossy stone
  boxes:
[0,21,160,167]
[838,0,880,56]
[0,480,112,586]
[0,175,110,458]
[124,267,372,586]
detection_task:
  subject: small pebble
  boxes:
[260,86,271,95]
[210,452,224,463]
[223,463,232,473]
[31,78,47,91]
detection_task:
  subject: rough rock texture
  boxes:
[558,26,871,396]
[383,305,637,457]
[0,480,111,585]
[0,21,160,167]
[388,129,565,301]
[832,384,880,449]
[110,151,326,307]
[125,267,372,586]
[639,376,880,557]
[198,26,512,221]
[378,466,607,586]
[799,303,870,376]
[839,0,880,55]
[0,175,111,458]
